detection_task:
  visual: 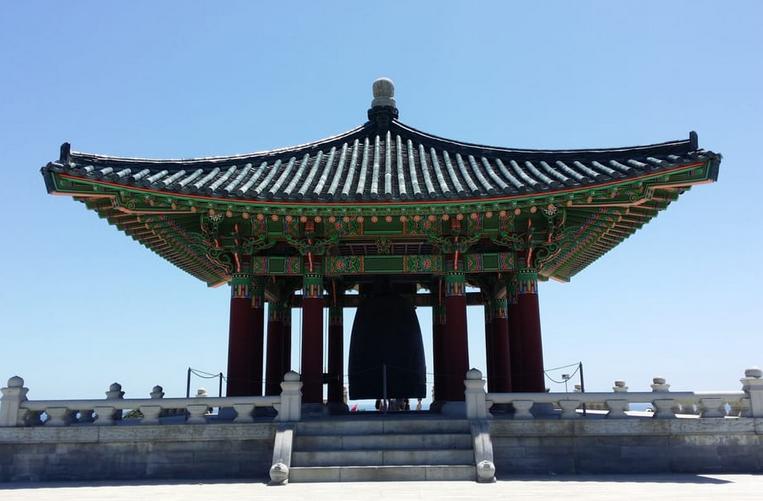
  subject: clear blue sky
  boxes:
[1,1,761,401]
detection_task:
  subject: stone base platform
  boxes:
[0,423,276,483]
[491,418,763,474]
[1,417,762,482]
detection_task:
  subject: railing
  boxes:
[465,367,763,420]
[0,371,303,427]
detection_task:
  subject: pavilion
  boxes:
[40,78,721,410]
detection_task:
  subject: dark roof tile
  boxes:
[44,119,717,204]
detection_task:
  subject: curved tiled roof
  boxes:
[43,120,716,204]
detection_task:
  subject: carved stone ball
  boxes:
[614,380,626,388]
[476,460,496,482]
[652,377,666,385]
[745,367,762,379]
[269,463,289,485]
[109,383,122,392]
[466,368,483,380]
[7,376,24,388]
[284,371,301,382]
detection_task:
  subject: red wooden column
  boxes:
[301,263,324,404]
[249,278,265,396]
[483,297,495,393]
[226,272,254,396]
[516,267,545,392]
[443,268,469,401]
[490,296,512,392]
[432,281,446,402]
[326,289,344,405]
[507,280,524,391]
[265,298,285,396]
[282,303,292,374]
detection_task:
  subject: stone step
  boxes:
[292,448,475,467]
[296,418,470,436]
[294,432,472,451]
[289,465,476,482]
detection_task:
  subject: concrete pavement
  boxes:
[1,475,762,500]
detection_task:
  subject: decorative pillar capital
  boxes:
[444,270,465,297]
[303,263,324,299]
[303,274,324,299]
[515,267,538,295]
[230,271,252,299]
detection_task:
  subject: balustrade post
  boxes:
[699,398,725,418]
[140,405,162,425]
[511,400,534,419]
[186,404,209,424]
[278,371,303,422]
[232,403,256,423]
[94,405,117,426]
[741,367,763,417]
[45,407,72,426]
[606,380,629,418]
[141,385,164,424]
[465,369,488,420]
[606,399,629,418]
[0,376,28,427]
[97,382,125,424]
[650,377,674,418]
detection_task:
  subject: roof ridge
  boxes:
[390,120,695,157]
[67,123,373,165]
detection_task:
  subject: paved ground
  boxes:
[1,475,762,500]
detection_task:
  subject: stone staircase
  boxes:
[289,417,476,482]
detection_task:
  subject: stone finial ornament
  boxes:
[195,388,208,398]
[1,376,29,427]
[371,77,396,109]
[106,383,124,399]
[150,385,165,399]
[613,380,628,392]
[368,77,399,125]
[650,377,670,392]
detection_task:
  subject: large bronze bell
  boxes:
[348,282,426,400]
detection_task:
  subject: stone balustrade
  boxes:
[465,367,763,420]
[0,371,303,427]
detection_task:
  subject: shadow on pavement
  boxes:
[495,474,733,484]
[0,478,269,490]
